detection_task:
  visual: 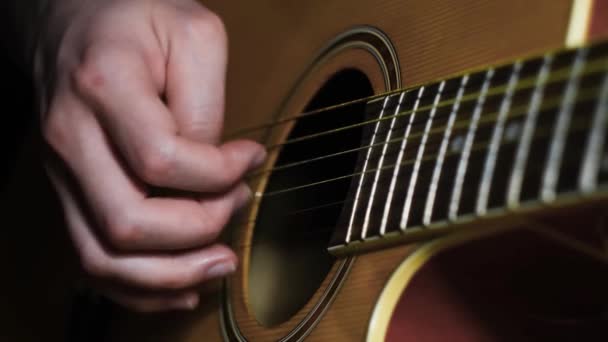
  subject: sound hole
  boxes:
[248,69,373,326]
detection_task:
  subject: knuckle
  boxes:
[136,141,176,186]
[42,110,67,150]
[72,47,108,96]
[73,65,102,97]
[104,208,141,249]
[186,10,227,44]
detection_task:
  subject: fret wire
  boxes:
[379,87,425,235]
[251,89,551,181]
[423,75,470,225]
[541,48,589,202]
[579,61,608,192]
[476,61,523,215]
[361,92,406,239]
[250,62,600,179]
[262,58,608,151]
[245,115,594,229]
[448,69,495,221]
[257,87,602,199]
[344,96,391,243]
[507,54,554,207]
[232,52,608,141]
[400,81,446,229]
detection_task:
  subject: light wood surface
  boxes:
[4,0,608,341]
[107,1,585,341]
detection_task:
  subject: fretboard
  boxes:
[329,40,608,254]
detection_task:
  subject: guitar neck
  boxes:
[330,40,608,254]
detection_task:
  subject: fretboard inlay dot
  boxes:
[328,40,608,253]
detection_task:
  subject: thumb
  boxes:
[165,9,228,144]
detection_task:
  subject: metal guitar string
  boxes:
[229,54,607,146]
[237,58,608,183]
[247,83,603,191]
[236,111,598,226]
[261,58,606,152]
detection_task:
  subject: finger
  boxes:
[100,286,199,312]
[72,46,265,192]
[166,9,227,143]
[124,182,251,250]
[44,97,250,251]
[46,168,238,290]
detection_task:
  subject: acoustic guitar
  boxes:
[3,0,608,341]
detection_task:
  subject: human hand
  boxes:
[36,0,265,312]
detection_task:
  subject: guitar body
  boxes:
[3,0,608,341]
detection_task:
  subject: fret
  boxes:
[540,48,589,202]
[557,43,608,194]
[380,82,441,233]
[423,75,469,225]
[555,67,607,194]
[400,81,446,229]
[404,78,466,229]
[476,61,523,215]
[379,87,425,235]
[523,73,576,202]
[448,68,495,220]
[429,72,489,223]
[594,49,608,187]
[506,54,555,207]
[487,57,546,208]
[344,96,391,243]
[456,66,512,217]
[329,39,608,255]
[360,91,406,239]
[364,91,420,238]
[580,63,608,192]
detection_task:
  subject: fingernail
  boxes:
[180,294,199,310]
[235,186,253,211]
[207,261,236,279]
[253,148,267,168]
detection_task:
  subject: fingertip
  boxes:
[180,293,200,310]
[234,183,253,212]
[206,260,236,279]
[251,145,267,169]
[203,245,238,281]
[222,139,267,170]
[208,244,239,270]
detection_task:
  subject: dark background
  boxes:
[0,54,34,184]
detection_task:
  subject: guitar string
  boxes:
[227,54,565,138]
[230,45,608,249]
[250,98,540,179]
[248,84,603,184]
[228,55,608,144]
[229,110,603,253]
[260,59,607,152]
[249,89,601,199]
[234,113,596,228]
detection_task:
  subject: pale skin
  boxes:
[10,0,265,312]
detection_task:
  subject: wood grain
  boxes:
[107,0,580,341]
[5,0,608,341]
